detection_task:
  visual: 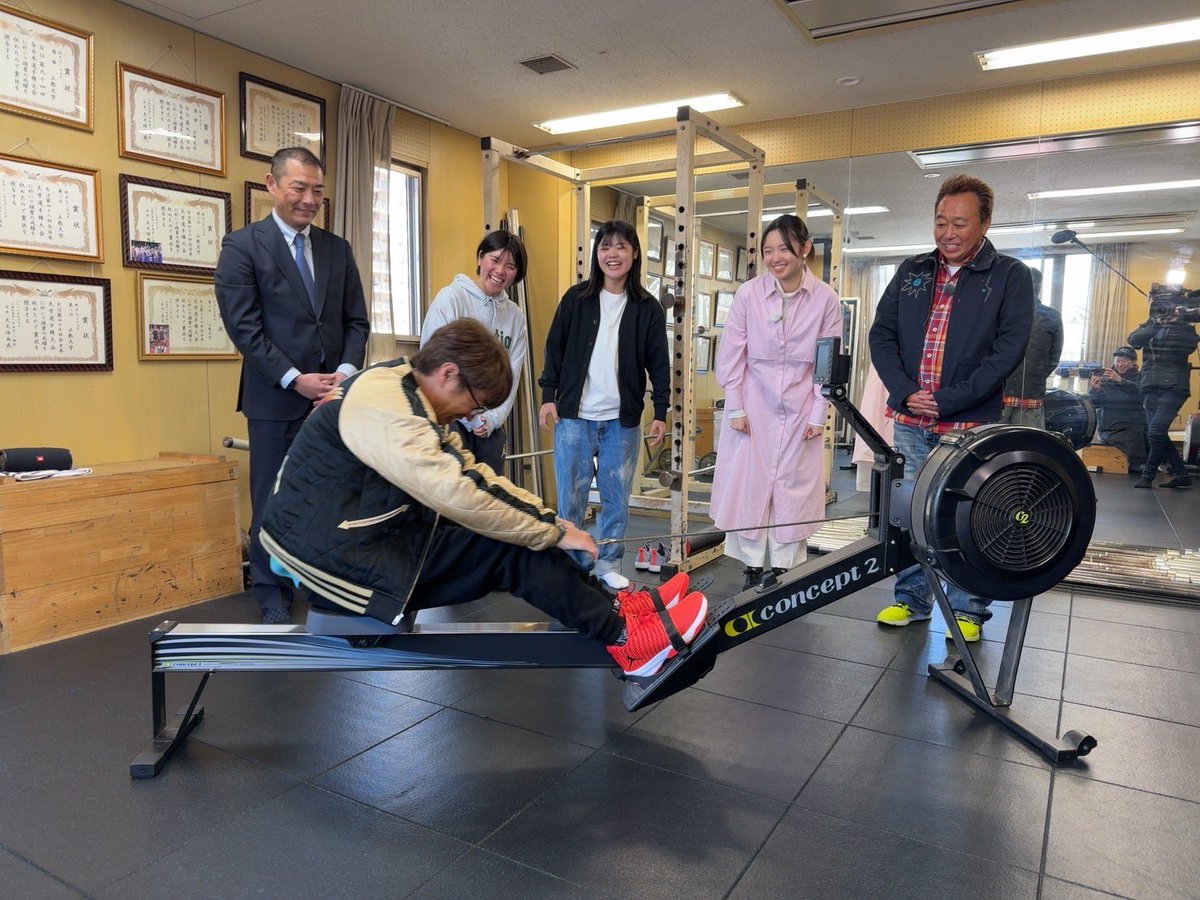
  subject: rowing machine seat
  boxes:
[305,606,415,636]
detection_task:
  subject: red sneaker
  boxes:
[616,572,689,617]
[634,544,649,570]
[607,589,708,678]
[647,545,662,573]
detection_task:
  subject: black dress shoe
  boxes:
[742,566,764,590]
[771,567,788,577]
[1160,475,1193,489]
[261,607,292,624]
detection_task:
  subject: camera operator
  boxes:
[1127,285,1200,489]
[1088,346,1147,473]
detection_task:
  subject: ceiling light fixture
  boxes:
[760,205,889,222]
[1028,179,1200,199]
[835,75,862,87]
[977,17,1200,70]
[1166,269,1188,284]
[843,243,930,255]
[1060,228,1184,239]
[533,92,742,135]
[910,121,1200,169]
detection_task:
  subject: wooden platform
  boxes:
[0,453,242,653]
[1079,444,1129,474]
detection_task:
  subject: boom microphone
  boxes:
[1050,229,1078,244]
[1052,229,1148,298]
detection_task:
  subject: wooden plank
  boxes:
[1,549,242,652]
[0,458,237,526]
[0,484,239,590]
[0,479,238,532]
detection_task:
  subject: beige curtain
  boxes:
[1082,243,1131,363]
[614,191,638,224]
[334,85,396,365]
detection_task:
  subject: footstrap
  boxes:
[648,587,689,654]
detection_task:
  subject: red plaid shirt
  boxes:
[1003,396,1043,409]
[891,250,985,433]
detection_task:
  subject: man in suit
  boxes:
[216,146,369,623]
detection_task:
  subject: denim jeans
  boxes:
[554,417,641,573]
[892,422,993,623]
[1141,387,1190,478]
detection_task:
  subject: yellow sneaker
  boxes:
[945,615,982,642]
[876,602,932,627]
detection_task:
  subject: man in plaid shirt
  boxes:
[868,174,1034,642]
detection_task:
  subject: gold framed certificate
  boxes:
[244,180,329,229]
[117,62,226,176]
[0,271,112,371]
[239,73,326,164]
[0,153,102,262]
[120,174,232,275]
[0,7,93,130]
[136,273,237,360]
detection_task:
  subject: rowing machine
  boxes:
[131,338,1098,777]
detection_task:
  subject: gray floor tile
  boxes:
[191,676,441,779]
[1064,654,1200,727]
[0,847,83,899]
[853,669,1059,766]
[889,627,1067,700]
[1071,595,1200,634]
[450,667,646,748]
[1059,703,1200,803]
[1069,616,1200,673]
[1039,876,1130,898]
[818,585,898,623]
[337,666,493,706]
[314,708,593,842]
[756,609,910,667]
[605,687,844,801]
[1036,590,1074,616]
[0,740,296,894]
[409,848,591,899]
[698,641,884,721]
[797,727,1050,870]
[97,783,467,899]
[730,805,1039,900]
[484,753,786,900]
[1046,775,1200,899]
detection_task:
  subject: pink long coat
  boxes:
[711,270,843,543]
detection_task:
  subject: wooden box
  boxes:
[1079,444,1129,475]
[0,453,242,653]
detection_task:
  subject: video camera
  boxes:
[1149,282,1200,323]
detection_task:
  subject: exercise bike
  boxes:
[131,338,1098,778]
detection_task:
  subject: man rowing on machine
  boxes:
[259,317,708,677]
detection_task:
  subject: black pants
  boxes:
[451,421,506,474]
[247,416,306,612]
[1141,387,1189,477]
[1098,426,1148,471]
[409,524,623,644]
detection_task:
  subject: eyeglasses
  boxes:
[459,374,488,417]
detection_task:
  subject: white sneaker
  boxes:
[597,570,631,590]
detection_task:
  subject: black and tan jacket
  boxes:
[260,358,563,623]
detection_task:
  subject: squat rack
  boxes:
[481,108,766,574]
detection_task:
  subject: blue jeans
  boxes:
[1141,387,1189,478]
[892,422,993,623]
[554,417,641,574]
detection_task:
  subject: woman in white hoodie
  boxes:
[420,231,529,472]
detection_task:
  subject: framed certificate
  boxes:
[120,174,232,275]
[716,245,735,282]
[0,7,93,130]
[715,290,735,327]
[698,240,715,279]
[696,291,712,330]
[646,217,664,262]
[136,273,237,360]
[0,271,113,371]
[695,336,711,375]
[735,245,749,282]
[118,62,226,176]
[244,180,330,229]
[239,73,326,164]
[0,154,102,262]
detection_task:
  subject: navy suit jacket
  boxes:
[216,216,370,420]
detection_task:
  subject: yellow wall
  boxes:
[0,0,338,514]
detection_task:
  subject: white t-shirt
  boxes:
[579,289,627,421]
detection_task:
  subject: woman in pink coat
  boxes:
[711,214,843,590]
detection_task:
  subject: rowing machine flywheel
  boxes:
[906,425,1096,600]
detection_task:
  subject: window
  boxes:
[370,161,423,337]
